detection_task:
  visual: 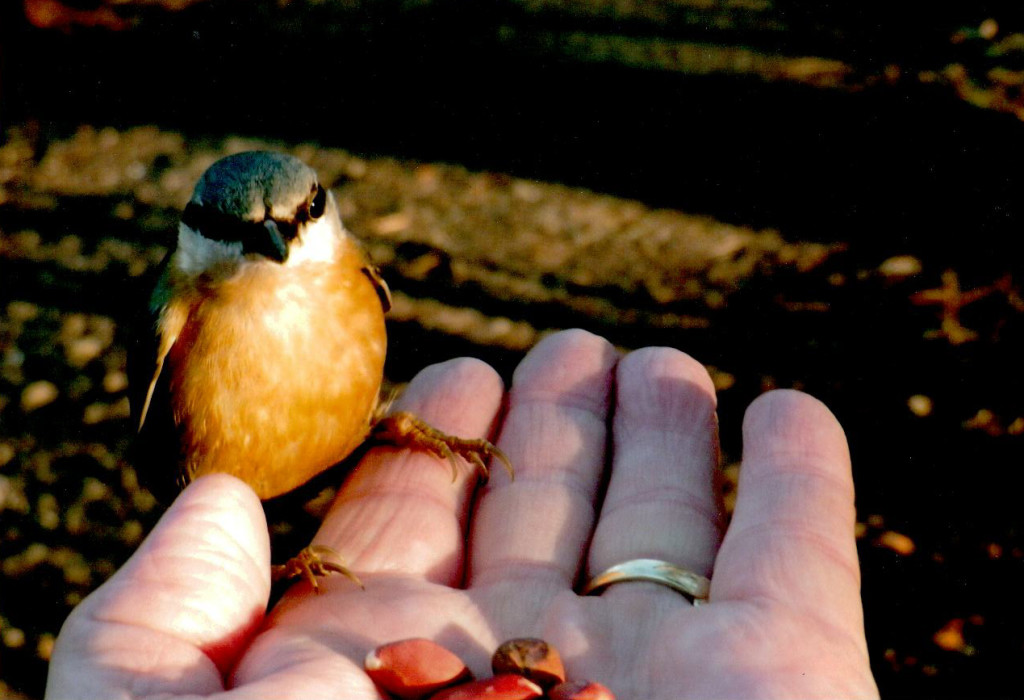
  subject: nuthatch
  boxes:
[130,151,509,584]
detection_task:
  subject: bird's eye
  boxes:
[309,184,326,220]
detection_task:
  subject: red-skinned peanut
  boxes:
[428,673,543,700]
[548,679,617,700]
[364,638,471,698]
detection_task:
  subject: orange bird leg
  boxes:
[275,414,514,593]
[370,410,514,483]
[271,544,364,593]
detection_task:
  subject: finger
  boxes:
[712,390,865,635]
[312,357,504,584]
[468,329,618,591]
[46,474,270,698]
[587,347,723,598]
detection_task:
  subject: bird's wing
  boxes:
[127,263,191,503]
[135,313,183,433]
[127,264,184,433]
[362,264,393,313]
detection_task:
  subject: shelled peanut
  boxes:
[364,638,472,698]
[363,636,616,699]
[548,680,616,700]
[430,674,544,700]
[492,637,566,689]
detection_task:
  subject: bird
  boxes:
[129,151,509,587]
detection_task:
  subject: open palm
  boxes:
[46,330,878,699]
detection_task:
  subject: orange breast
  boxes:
[168,245,386,499]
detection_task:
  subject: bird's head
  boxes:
[172,151,344,276]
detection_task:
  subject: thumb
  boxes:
[46,474,271,699]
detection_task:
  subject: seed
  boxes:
[364,638,471,698]
[491,637,566,688]
[429,674,543,700]
[548,679,617,700]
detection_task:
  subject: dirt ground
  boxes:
[3,3,1024,698]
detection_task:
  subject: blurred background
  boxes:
[1,1,1023,697]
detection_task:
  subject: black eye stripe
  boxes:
[183,202,254,244]
[182,202,300,246]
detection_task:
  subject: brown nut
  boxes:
[491,637,566,688]
[428,674,544,700]
[365,638,472,698]
[548,680,617,700]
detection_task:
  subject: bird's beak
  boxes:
[256,219,289,262]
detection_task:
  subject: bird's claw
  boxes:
[271,544,363,592]
[370,411,514,483]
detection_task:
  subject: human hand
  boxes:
[46,329,879,699]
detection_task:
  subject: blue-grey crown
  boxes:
[182,152,327,262]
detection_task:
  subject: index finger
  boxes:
[311,357,505,585]
[711,390,865,638]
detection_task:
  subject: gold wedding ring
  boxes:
[581,558,711,605]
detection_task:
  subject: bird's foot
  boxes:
[370,410,514,483]
[271,544,363,593]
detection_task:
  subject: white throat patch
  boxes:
[285,215,342,268]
